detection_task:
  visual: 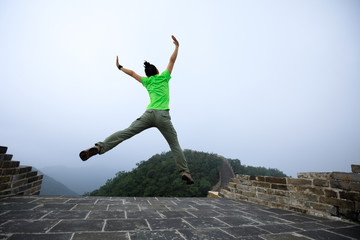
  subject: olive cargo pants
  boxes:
[96,109,190,173]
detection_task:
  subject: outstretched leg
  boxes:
[80,110,154,160]
[155,110,193,184]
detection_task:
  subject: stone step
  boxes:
[1,166,33,176]
[0,154,13,161]
[0,161,20,168]
[0,146,7,154]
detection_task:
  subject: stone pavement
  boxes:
[0,196,359,240]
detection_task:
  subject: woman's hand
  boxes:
[172,35,179,47]
[116,56,123,70]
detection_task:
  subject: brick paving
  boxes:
[0,196,359,240]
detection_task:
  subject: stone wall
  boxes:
[220,165,360,222]
[0,146,43,197]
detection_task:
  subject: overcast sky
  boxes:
[1,0,359,181]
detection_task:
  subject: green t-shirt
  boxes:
[141,69,171,110]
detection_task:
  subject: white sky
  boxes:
[1,0,360,181]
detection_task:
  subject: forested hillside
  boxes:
[87,150,288,197]
[228,158,288,177]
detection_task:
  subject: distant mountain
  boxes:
[36,169,79,196]
[39,165,118,195]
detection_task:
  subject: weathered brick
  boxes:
[236,184,251,191]
[256,176,265,182]
[291,193,319,202]
[338,208,358,222]
[304,202,338,215]
[297,172,332,179]
[278,196,303,207]
[257,193,277,202]
[0,146,7,154]
[28,175,42,184]
[227,187,236,193]
[350,182,360,192]
[239,180,252,186]
[268,189,290,197]
[288,206,307,214]
[325,189,338,198]
[0,161,19,168]
[228,182,237,188]
[26,171,38,178]
[313,179,329,187]
[237,175,250,180]
[331,172,360,182]
[255,187,267,194]
[266,177,287,184]
[296,186,325,196]
[351,164,360,174]
[330,180,350,190]
[0,183,11,191]
[32,180,43,187]
[11,178,28,188]
[11,173,27,181]
[253,181,271,188]
[0,176,10,184]
[288,178,312,186]
[242,191,256,198]
[271,184,288,190]
[232,178,240,184]
[0,189,12,196]
[319,196,355,209]
[235,193,248,201]
[18,183,33,192]
[356,201,360,211]
[0,154,13,161]
[24,185,41,195]
[2,168,17,175]
[19,166,32,174]
[339,191,360,201]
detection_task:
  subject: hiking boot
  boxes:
[79,146,100,161]
[181,171,194,185]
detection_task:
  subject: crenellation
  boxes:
[220,164,360,222]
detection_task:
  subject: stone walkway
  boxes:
[0,196,359,240]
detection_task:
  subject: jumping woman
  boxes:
[80,35,194,184]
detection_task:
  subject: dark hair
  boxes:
[144,61,158,77]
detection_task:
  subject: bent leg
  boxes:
[96,111,154,154]
[156,111,190,173]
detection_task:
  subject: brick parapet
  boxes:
[0,146,43,197]
[221,166,360,222]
